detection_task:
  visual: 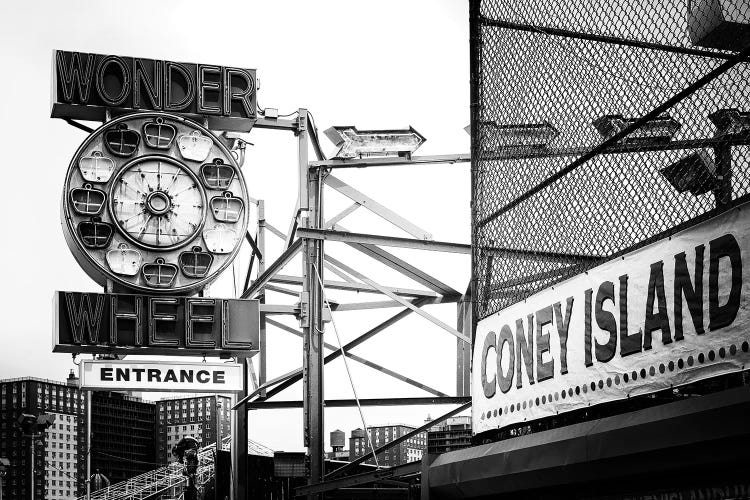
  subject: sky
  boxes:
[0,0,471,452]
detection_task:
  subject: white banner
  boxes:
[473,204,750,434]
[80,360,243,393]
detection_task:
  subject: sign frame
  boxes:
[472,203,750,434]
[54,291,260,357]
[51,50,258,132]
[79,359,244,393]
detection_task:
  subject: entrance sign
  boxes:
[80,360,243,392]
[61,112,250,294]
[473,204,749,434]
[54,291,260,356]
[52,50,257,132]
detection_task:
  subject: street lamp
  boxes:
[15,414,56,500]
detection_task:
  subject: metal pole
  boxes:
[299,108,325,498]
[231,363,248,500]
[86,391,91,500]
[258,200,267,397]
[29,434,34,500]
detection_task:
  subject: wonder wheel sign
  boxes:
[53,50,259,365]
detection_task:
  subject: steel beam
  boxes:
[299,108,325,497]
[265,318,449,397]
[326,402,472,479]
[257,298,432,401]
[270,274,439,298]
[295,462,421,496]
[481,17,739,61]
[247,397,470,409]
[241,240,302,299]
[258,200,268,397]
[265,221,287,240]
[325,203,361,229]
[478,44,750,229]
[259,304,297,315]
[338,225,460,296]
[456,292,472,397]
[254,116,298,131]
[324,175,432,239]
[298,228,470,254]
[332,296,459,311]
[325,256,471,344]
[310,153,471,169]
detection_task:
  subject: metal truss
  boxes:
[229,110,475,497]
[77,439,221,500]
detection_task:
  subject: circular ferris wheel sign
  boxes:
[62,112,250,294]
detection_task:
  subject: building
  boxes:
[0,377,87,500]
[348,425,426,466]
[155,395,231,463]
[90,390,156,484]
[427,416,471,455]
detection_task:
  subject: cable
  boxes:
[311,262,379,468]
[256,102,299,118]
[307,112,328,161]
[44,460,80,480]
[91,450,166,467]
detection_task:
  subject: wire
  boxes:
[307,111,328,161]
[256,102,299,118]
[45,460,80,480]
[91,450,166,467]
[311,262,379,468]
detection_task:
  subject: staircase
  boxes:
[79,439,225,500]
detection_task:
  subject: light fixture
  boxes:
[106,243,142,276]
[201,158,236,189]
[210,192,244,223]
[592,114,680,144]
[141,258,178,288]
[104,124,140,157]
[143,117,177,149]
[178,131,212,162]
[480,121,558,151]
[69,184,106,216]
[686,0,750,51]
[659,149,719,195]
[78,151,115,183]
[203,224,239,254]
[708,108,750,136]
[324,126,426,159]
[179,246,214,278]
[77,218,114,249]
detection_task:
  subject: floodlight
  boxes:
[480,121,559,151]
[708,108,750,136]
[686,0,750,51]
[592,114,680,144]
[659,149,719,195]
[324,126,426,159]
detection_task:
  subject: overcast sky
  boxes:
[0,0,470,452]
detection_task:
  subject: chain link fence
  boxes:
[471,0,750,322]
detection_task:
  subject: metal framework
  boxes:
[225,108,473,498]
